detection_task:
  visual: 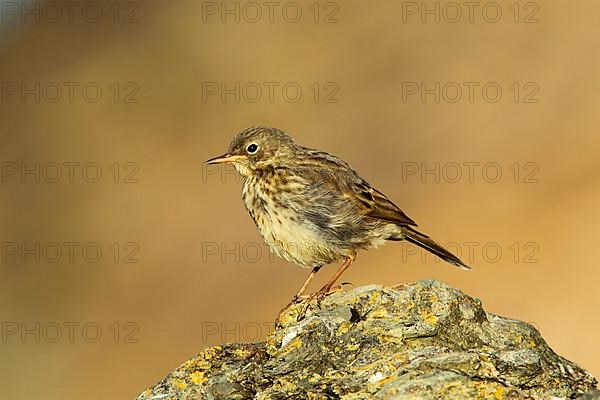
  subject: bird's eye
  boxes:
[246,143,258,153]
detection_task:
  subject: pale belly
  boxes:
[242,180,343,267]
[264,211,342,267]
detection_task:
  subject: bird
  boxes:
[206,126,470,305]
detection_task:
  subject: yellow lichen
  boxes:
[337,322,350,336]
[233,348,252,358]
[419,309,439,324]
[281,337,303,355]
[171,378,187,389]
[370,307,390,319]
[277,309,299,325]
[369,291,381,304]
[514,335,523,344]
[190,371,207,385]
[195,359,212,370]
[494,385,504,399]
[201,346,221,361]
[474,381,505,400]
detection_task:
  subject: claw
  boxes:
[276,294,310,326]
[306,287,334,309]
[276,283,349,325]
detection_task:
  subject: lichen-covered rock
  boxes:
[137,280,597,399]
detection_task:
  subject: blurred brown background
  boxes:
[0,0,598,399]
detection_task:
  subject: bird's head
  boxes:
[206,126,297,176]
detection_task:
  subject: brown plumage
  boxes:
[206,126,470,302]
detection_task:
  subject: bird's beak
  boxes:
[205,153,246,164]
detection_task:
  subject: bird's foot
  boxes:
[282,294,309,312]
[306,284,346,308]
[275,294,310,326]
[275,292,326,326]
[276,285,350,325]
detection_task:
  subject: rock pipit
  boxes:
[207,127,470,304]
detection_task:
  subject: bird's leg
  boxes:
[278,266,322,314]
[314,256,353,297]
[276,265,323,324]
[293,265,322,301]
[277,260,353,323]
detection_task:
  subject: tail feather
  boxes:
[400,227,471,270]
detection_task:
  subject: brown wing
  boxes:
[352,181,418,227]
[293,148,418,227]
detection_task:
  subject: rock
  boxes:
[136,280,597,399]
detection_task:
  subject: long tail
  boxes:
[396,227,471,270]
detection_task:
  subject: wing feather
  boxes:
[291,149,417,227]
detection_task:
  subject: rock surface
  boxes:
[137,280,597,399]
